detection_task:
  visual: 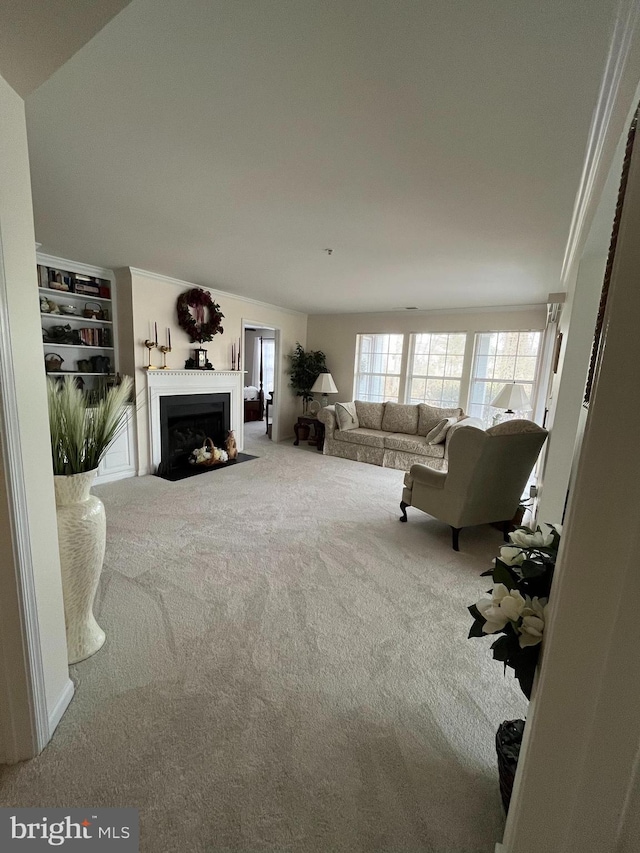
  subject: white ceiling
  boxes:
[25,0,618,314]
[0,0,132,96]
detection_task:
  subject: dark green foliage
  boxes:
[287,343,328,401]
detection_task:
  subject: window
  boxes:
[406,333,467,407]
[469,331,542,425]
[252,336,275,395]
[262,338,275,395]
[354,334,403,402]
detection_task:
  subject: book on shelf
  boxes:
[78,327,111,347]
[36,265,111,300]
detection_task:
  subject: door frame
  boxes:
[0,230,50,762]
[241,319,281,443]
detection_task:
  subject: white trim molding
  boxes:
[146,370,244,472]
[560,0,640,285]
[48,678,75,738]
[0,232,51,760]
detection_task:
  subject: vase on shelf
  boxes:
[54,469,106,664]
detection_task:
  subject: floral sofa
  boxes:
[318,400,483,471]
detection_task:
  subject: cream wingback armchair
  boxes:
[399,419,548,550]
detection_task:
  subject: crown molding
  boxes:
[127,267,306,317]
[560,0,640,285]
[310,302,547,319]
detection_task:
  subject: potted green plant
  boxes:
[47,375,133,663]
[287,343,328,412]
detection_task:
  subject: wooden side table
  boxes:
[294,415,325,452]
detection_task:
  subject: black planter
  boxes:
[496,719,525,812]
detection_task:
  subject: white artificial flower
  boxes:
[499,546,525,567]
[551,523,563,536]
[518,596,548,648]
[509,528,554,549]
[476,584,526,634]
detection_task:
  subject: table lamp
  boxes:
[310,372,338,408]
[490,382,531,424]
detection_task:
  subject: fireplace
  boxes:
[145,370,243,476]
[159,393,230,474]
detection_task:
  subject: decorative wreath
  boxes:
[177,288,225,343]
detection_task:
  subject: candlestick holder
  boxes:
[144,340,158,369]
[159,345,172,369]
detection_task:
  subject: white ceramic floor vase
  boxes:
[54,469,107,664]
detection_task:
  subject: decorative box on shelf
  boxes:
[38,264,111,300]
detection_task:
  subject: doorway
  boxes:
[241,322,280,442]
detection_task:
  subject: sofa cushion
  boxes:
[334,427,387,448]
[335,401,359,432]
[381,402,419,435]
[426,416,457,444]
[384,433,445,458]
[417,403,463,436]
[354,400,385,430]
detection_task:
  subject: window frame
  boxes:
[404,331,468,408]
[352,332,405,403]
[468,329,544,425]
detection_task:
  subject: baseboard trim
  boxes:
[48,678,74,738]
[94,468,136,485]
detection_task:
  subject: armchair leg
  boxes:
[399,501,409,522]
[503,521,511,542]
[451,527,461,551]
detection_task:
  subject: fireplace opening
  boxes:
[159,393,230,474]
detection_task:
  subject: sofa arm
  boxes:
[406,463,447,490]
[318,405,337,438]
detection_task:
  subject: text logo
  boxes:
[0,809,138,850]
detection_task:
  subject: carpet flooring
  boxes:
[0,421,526,852]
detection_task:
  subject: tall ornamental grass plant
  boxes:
[47,376,133,475]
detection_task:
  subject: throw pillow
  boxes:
[335,402,359,432]
[354,400,385,430]
[381,403,419,435]
[418,403,463,436]
[426,416,457,444]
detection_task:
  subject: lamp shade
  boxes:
[310,373,338,394]
[490,382,531,411]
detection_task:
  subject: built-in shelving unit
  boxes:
[38,254,118,393]
[37,253,137,483]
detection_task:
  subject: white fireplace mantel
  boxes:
[146,370,244,472]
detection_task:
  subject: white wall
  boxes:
[501,109,640,853]
[0,73,71,755]
[307,305,547,411]
[116,268,307,473]
[535,256,605,523]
